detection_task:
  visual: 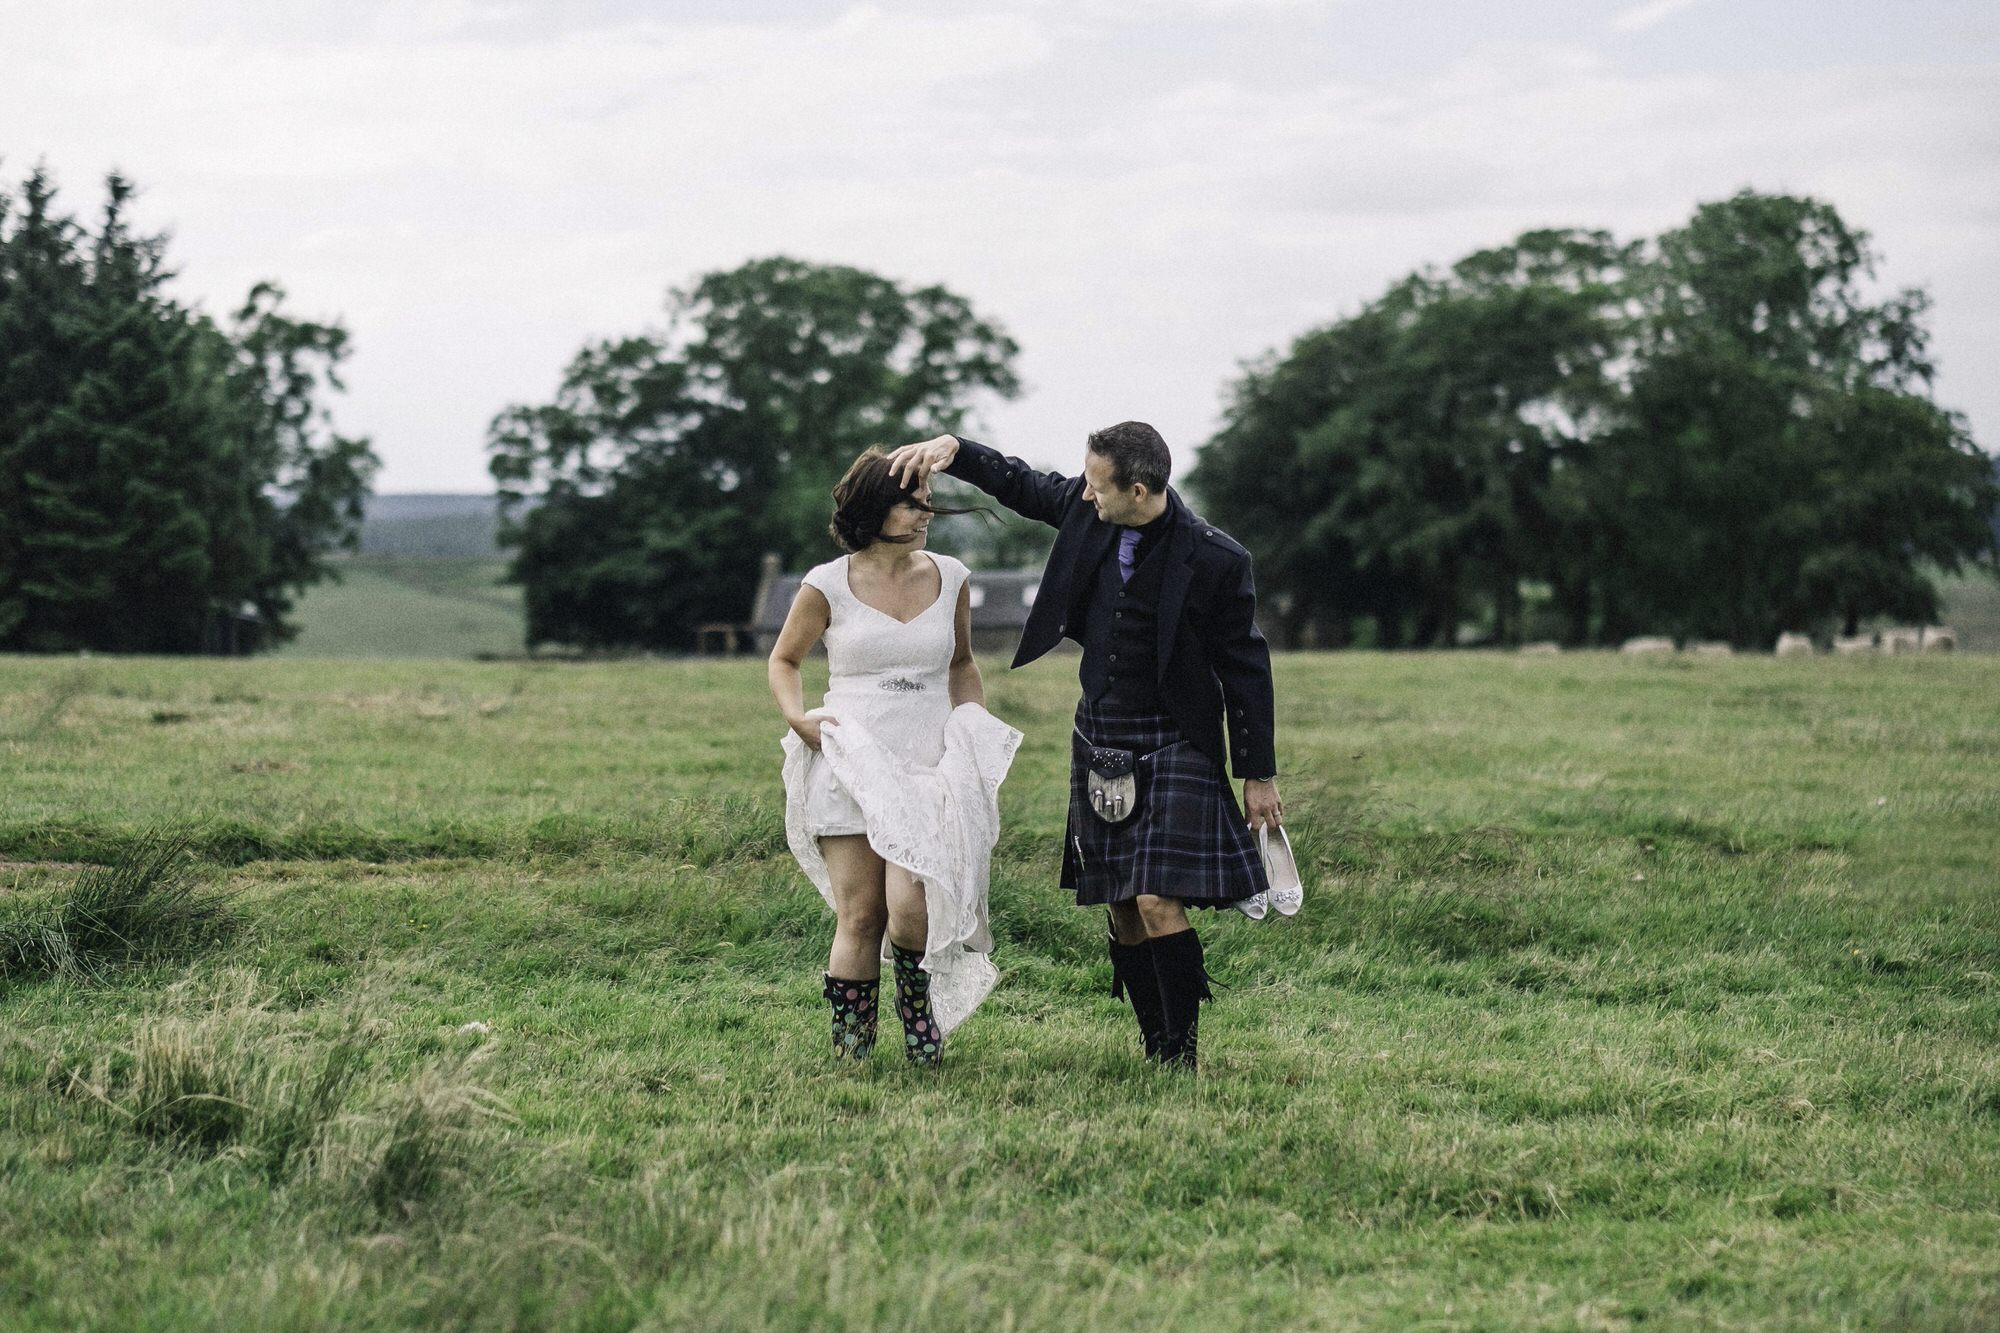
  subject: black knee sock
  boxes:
[891,945,943,1067]
[1108,932,1167,1060]
[1150,928,1212,1069]
[823,974,879,1059]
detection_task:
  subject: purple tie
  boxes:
[1117,527,1140,584]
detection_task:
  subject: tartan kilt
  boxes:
[1061,696,1270,908]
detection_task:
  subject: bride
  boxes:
[767,447,1022,1066]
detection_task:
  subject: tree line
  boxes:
[0,167,375,653]
[3,166,1992,655]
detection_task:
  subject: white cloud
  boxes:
[1612,0,1706,34]
[3,2,1994,490]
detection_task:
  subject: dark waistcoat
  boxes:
[1077,527,1169,711]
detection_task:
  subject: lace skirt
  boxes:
[780,702,1024,1034]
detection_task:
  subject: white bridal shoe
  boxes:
[1233,889,1269,920]
[1259,825,1304,918]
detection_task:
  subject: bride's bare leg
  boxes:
[820,834,888,978]
[884,863,928,952]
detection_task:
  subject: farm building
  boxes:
[747,553,1050,656]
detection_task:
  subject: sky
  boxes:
[5,0,1997,492]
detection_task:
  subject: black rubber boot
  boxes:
[823,974,879,1060]
[1108,929,1168,1060]
[1150,928,1213,1070]
[891,945,943,1067]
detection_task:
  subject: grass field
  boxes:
[2,651,1998,1330]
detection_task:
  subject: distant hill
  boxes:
[280,554,524,658]
[357,493,505,557]
[1991,455,2000,546]
[1937,571,2000,652]
[281,494,530,656]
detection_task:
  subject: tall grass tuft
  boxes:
[256,1028,372,1183]
[331,1043,516,1221]
[40,973,510,1217]
[44,975,352,1160]
[0,829,235,983]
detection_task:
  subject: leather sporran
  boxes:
[1076,729,1139,824]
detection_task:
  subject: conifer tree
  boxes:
[0,167,376,653]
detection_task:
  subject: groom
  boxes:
[887,424,1281,1070]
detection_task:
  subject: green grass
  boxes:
[1,652,1997,1329]
[277,555,524,659]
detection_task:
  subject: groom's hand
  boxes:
[886,434,958,488]
[1244,777,1283,832]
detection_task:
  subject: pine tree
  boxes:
[0,167,376,653]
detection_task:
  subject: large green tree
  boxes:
[0,168,375,653]
[1597,192,1996,644]
[487,257,1020,650]
[1195,229,1632,647]
[1195,194,1996,648]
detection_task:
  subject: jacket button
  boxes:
[1109,653,1118,662]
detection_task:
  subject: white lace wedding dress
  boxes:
[781,551,1023,1034]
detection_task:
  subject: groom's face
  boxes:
[1082,451,1146,526]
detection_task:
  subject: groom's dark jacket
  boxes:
[945,436,1276,780]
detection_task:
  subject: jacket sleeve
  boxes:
[944,436,1085,529]
[1210,551,1277,780]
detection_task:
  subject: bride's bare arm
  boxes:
[767,585,837,749]
[947,580,984,708]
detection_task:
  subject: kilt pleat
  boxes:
[1061,697,1270,908]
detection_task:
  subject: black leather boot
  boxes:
[1108,929,1167,1060]
[1150,928,1212,1070]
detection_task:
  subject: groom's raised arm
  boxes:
[944,436,1085,529]
[890,435,1085,530]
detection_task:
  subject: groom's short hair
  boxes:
[1087,421,1170,494]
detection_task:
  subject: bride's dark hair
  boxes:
[828,447,988,553]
